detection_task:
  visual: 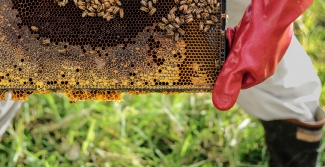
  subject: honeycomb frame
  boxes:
[0,0,227,101]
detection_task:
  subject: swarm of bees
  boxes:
[140,0,157,16]
[158,7,186,42]
[158,0,220,41]
[54,0,124,22]
[53,0,220,41]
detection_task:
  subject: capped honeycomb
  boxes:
[0,0,226,102]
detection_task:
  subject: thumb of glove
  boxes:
[212,64,243,111]
[212,27,241,111]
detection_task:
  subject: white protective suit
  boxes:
[0,0,323,136]
[229,0,323,123]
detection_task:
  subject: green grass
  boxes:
[1,0,325,166]
[1,93,269,167]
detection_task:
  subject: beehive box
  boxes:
[0,0,227,102]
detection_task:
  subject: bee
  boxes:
[206,6,212,13]
[176,40,187,48]
[103,2,111,9]
[78,5,86,10]
[149,7,156,16]
[211,8,219,14]
[203,25,210,32]
[175,17,181,24]
[97,4,103,12]
[57,2,65,7]
[95,0,101,5]
[148,1,153,9]
[167,24,175,31]
[174,0,179,4]
[191,7,198,14]
[178,28,185,35]
[170,6,177,13]
[162,17,169,24]
[179,5,188,13]
[158,22,166,30]
[197,2,205,7]
[194,0,198,3]
[115,0,122,6]
[42,39,50,45]
[106,6,115,13]
[201,12,209,19]
[183,5,189,14]
[187,7,194,14]
[196,8,203,14]
[97,11,105,17]
[59,0,69,6]
[206,20,214,25]
[215,59,220,67]
[207,0,212,5]
[166,30,174,36]
[73,0,78,5]
[152,0,157,4]
[31,26,39,32]
[87,6,95,12]
[92,4,98,9]
[95,58,106,69]
[140,0,147,6]
[78,1,85,6]
[140,6,149,12]
[58,49,67,55]
[199,21,204,31]
[185,14,193,23]
[118,8,123,18]
[196,13,201,19]
[82,10,88,17]
[179,15,185,24]
[113,6,120,14]
[221,13,226,19]
[193,63,199,71]
[89,50,96,54]
[211,15,218,22]
[109,0,115,5]
[88,12,96,17]
[106,15,114,21]
[174,32,180,41]
[180,0,187,5]
[167,13,175,21]
[172,23,180,29]
[113,79,120,84]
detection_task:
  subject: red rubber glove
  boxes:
[212,0,314,111]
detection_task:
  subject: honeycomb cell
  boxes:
[0,0,226,102]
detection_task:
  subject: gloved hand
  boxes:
[212,0,314,111]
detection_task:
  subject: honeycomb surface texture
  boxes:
[0,0,226,101]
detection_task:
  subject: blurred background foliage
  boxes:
[0,0,324,166]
